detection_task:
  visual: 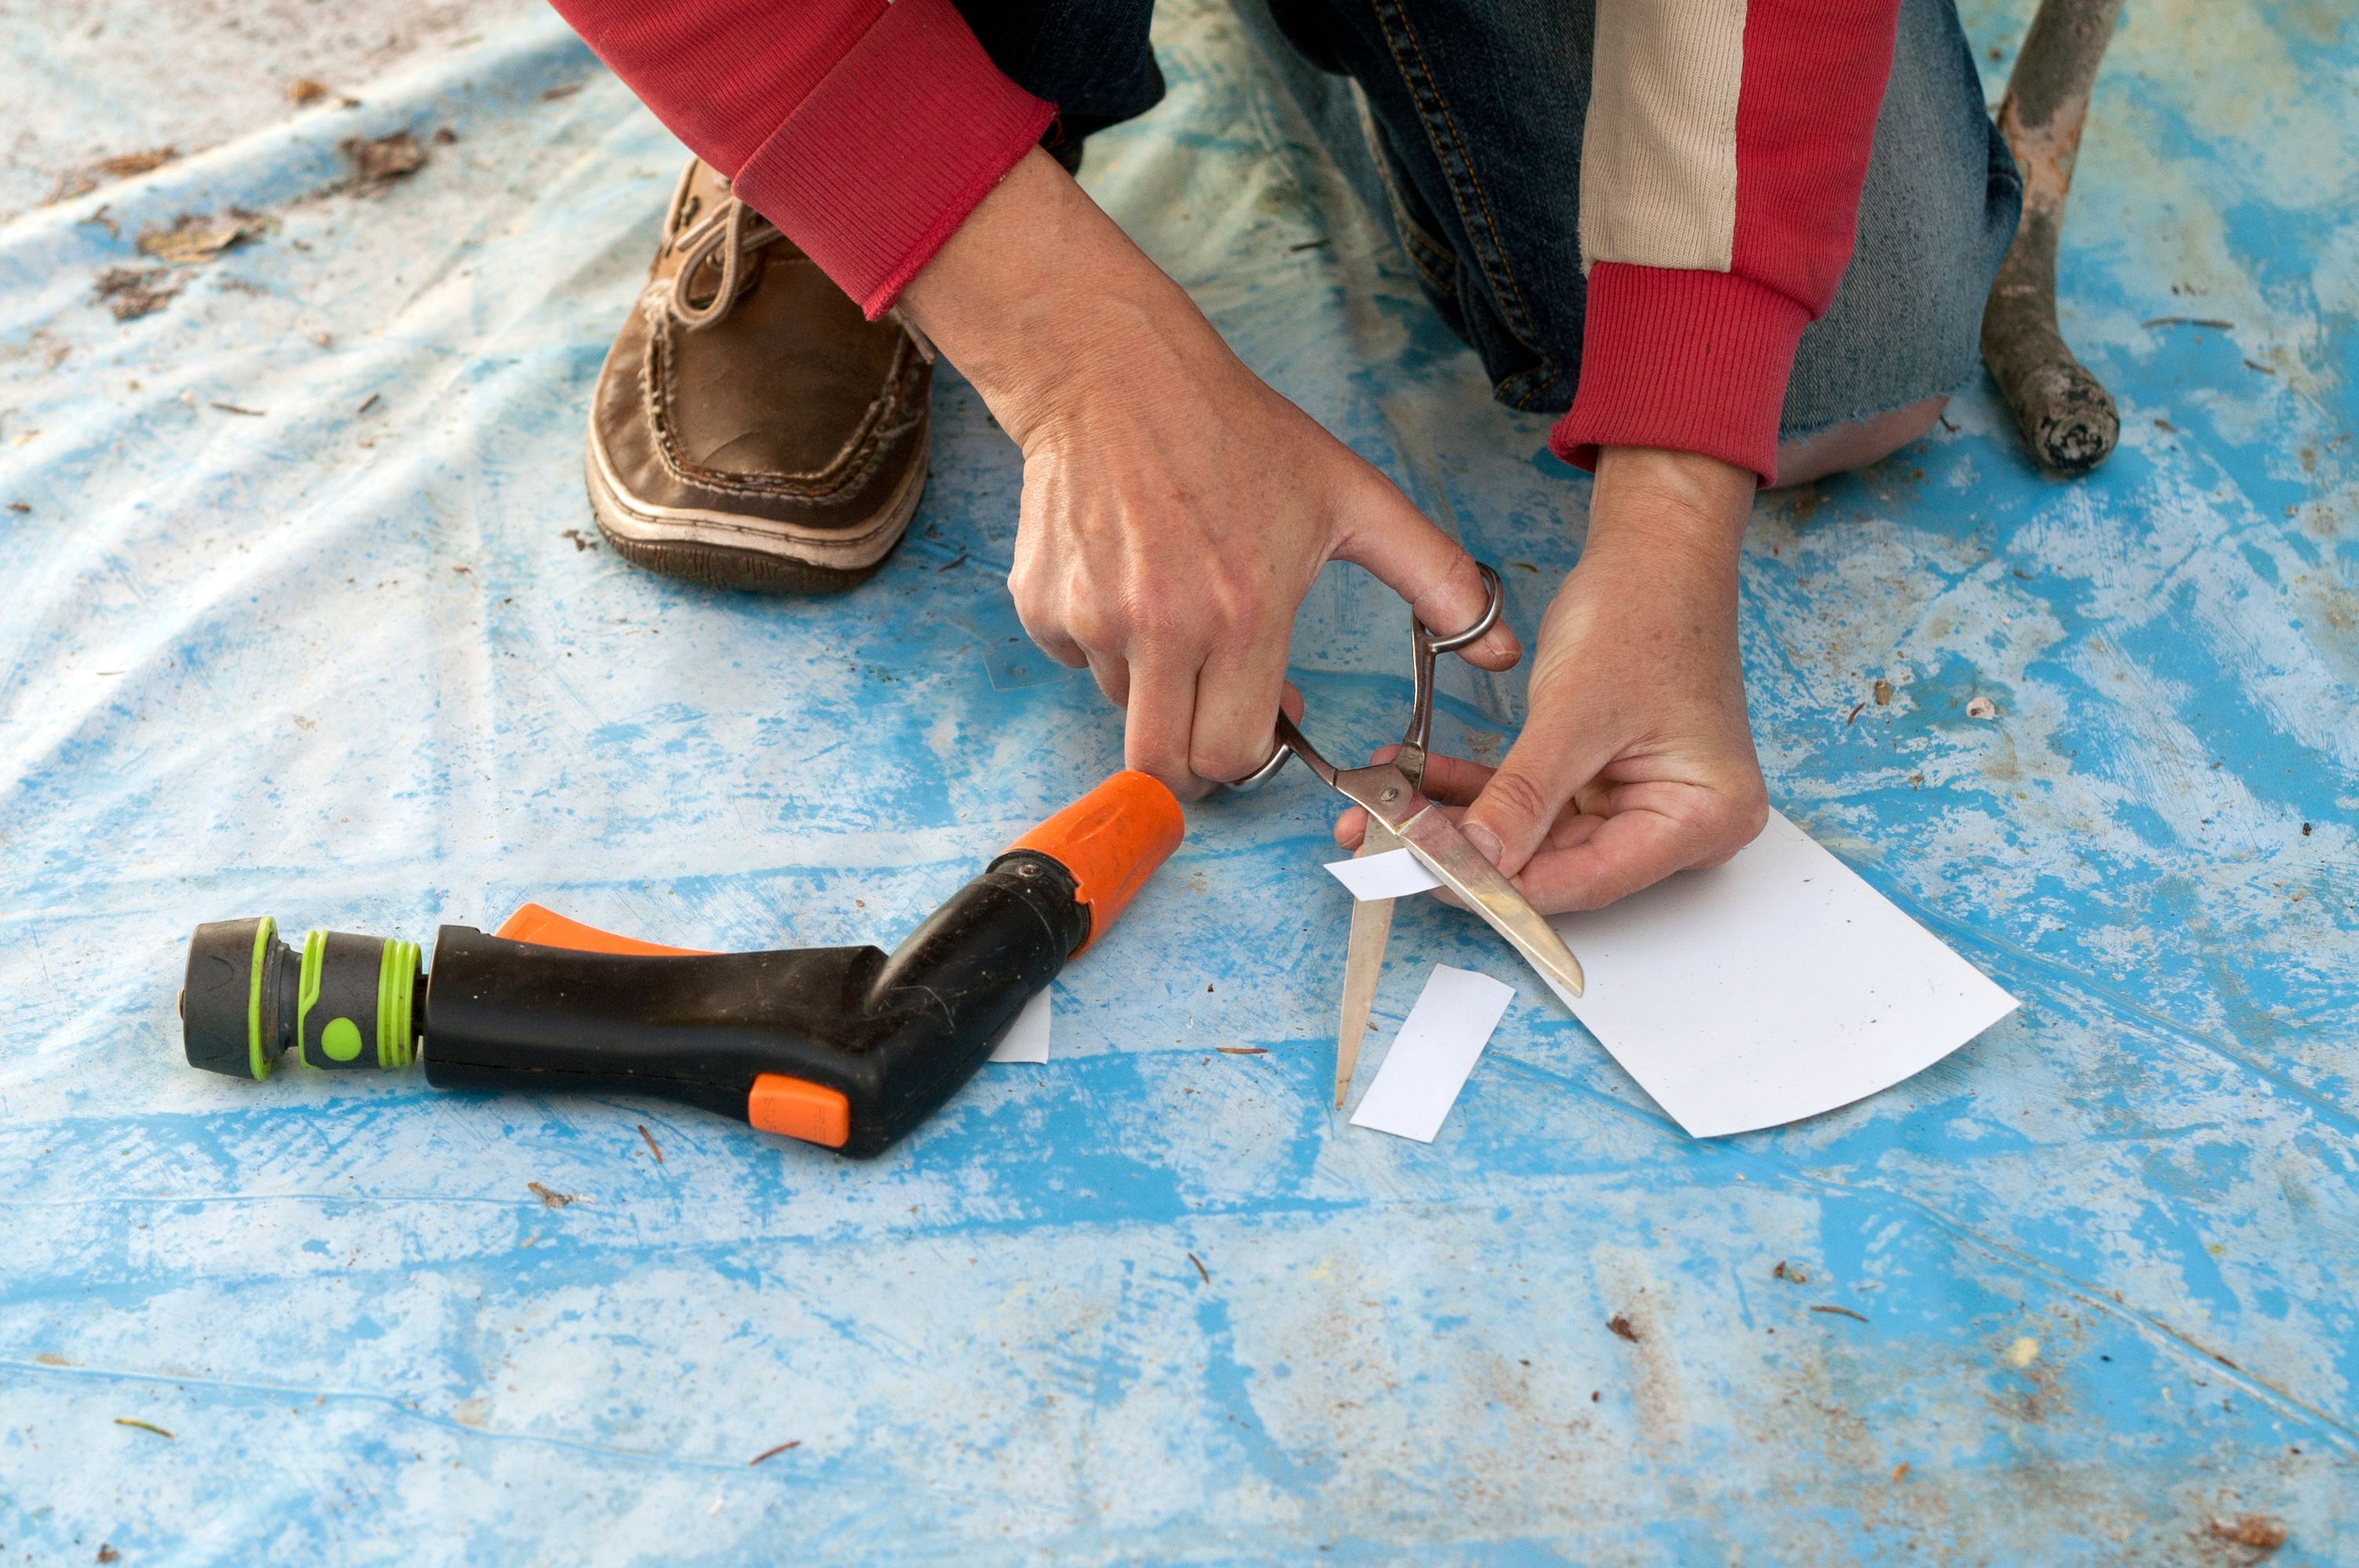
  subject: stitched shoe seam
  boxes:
[642,310,926,505]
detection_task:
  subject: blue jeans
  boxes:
[960,0,2023,440]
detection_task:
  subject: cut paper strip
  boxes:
[1325,846,1444,901]
[1348,964,1516,1142]
[989,986,1052,1065]
[1543,809,2019,1138]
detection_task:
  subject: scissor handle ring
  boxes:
[1227,739,1293,790]
[1226,560,1503,792]
[1422,562,1503,655]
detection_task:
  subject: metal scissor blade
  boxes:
[1336,822,1400,1107]
[1394,807,1587,1000]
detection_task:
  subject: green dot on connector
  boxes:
[321,1017,363,1062]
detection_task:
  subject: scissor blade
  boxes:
[1395,807,1587,1000]
[1336,823,1400,1107]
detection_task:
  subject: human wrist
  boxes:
[898,147,1211,444]
[1581,445,1753,578]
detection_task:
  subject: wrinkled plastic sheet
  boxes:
[2,0,2354,1559]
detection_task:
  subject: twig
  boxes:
[114,1417,175,1438]
[1215,1047,1267,1055]
[1187,1252,1209,1283]
[2142,316,2234,329]
[1811,1305,1869,1323]
[1980,0,2125,474]
[638,1124,663,1164]
[749,1439,800,1465]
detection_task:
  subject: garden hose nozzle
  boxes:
[181,917,422,1080]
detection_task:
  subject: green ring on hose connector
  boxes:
[246,916,278,1082]
[295,929,326,1071]
[376,937,420,1069]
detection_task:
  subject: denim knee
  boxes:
[1780,0,2024,436]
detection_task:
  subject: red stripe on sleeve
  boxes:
[1557,0,1902,484]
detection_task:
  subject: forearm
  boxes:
[898,147,1224,443]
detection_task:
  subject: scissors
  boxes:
[1230,563,1585,1105]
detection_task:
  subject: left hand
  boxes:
[1334,446,1770,913]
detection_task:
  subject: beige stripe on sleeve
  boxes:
[1579,0,1748,274]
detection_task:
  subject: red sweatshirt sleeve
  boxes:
[547,0,1053,318]
[1555,0,1903,484]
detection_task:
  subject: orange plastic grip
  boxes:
[747,1073,852,1148]
[494,903,712,956]
[1001,771,1185,954]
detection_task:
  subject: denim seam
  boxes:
[1365,0,1561,405]
[1378,163,1464,299]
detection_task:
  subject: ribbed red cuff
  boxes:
[732,0,1055,319]
[1551,263,1813,487]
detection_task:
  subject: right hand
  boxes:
[900,149,1518,797]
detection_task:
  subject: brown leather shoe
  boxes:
[585,162,930,592]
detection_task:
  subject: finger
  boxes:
[1459,704,1623,877]
[1507,788,1744,913]
[1394,750,1496,806]
[1328,474,1521,671]
[1188,625,1292,785]
[1123,652,1207,797]
[1081,648,1129,710]
[1006,557,1089,671]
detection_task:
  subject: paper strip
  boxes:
[1543,809,2019,1138]
[1348,965,1515,1142]
[1325,846,1444,901]
[989,986,1052,1065]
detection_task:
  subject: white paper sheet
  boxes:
[990,987,1052,1065]
[1348,965,1516,1142]
[1543,809,2017,1137]
[1324,846,1445,900]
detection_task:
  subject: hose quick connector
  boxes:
[181,918,422,1080]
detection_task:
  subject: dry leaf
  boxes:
[343,131,427,189]
[46,146,177,203]
[136,211,265,265]
[93,267,183,321]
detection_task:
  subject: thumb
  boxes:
[1329,472,1521,670]
[1459,707,1616,877]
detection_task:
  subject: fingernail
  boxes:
[1463,821,1504,867]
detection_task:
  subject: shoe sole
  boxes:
[583,416,928,594]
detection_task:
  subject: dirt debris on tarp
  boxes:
[46,147,177,205]
[136,211,267,266]
[92,267,184,321]
[2205,1515,2288,1554]
[341,131,428,191]
[1608,1315,1641,1342]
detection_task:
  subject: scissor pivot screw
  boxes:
[1379,786,1399,804]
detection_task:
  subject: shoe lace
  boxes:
[662,164,782,331]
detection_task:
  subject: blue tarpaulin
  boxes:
[2,0,2354,1559]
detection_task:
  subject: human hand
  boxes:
[1335,447,1768,911]
[900,149,1518,797]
